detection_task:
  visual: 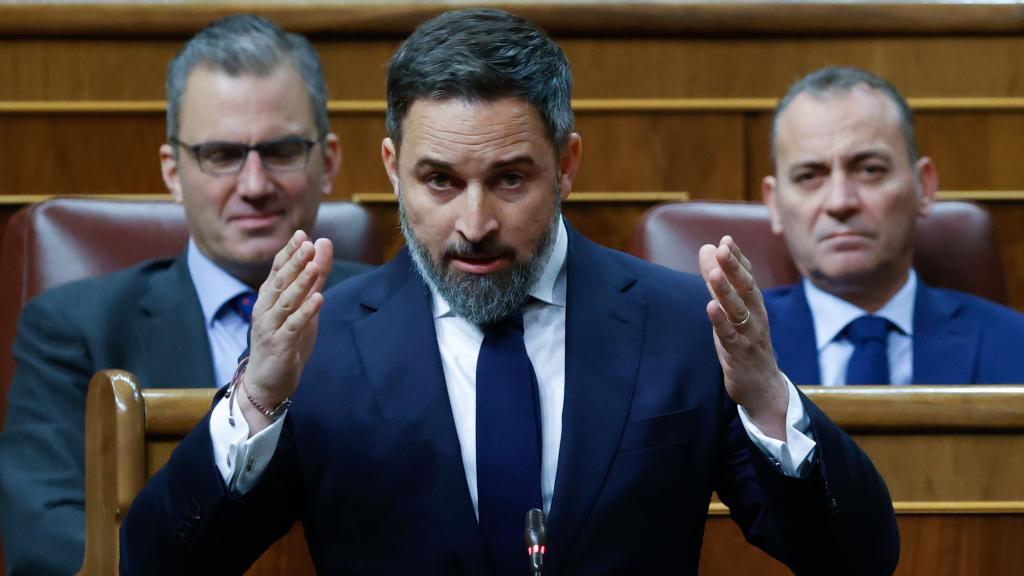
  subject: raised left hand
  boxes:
[698,236,788,439]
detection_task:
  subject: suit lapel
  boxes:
[351,251,491,575]
[545,229,645,574]
[912,283,978,384]
[133,255,216,389]
[766,285,821,385]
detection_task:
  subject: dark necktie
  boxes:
[476,313,543,576]
[844,315,892,385]
[227,291,257,324]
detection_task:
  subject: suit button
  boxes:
[824,481,839,519]
[171,520,190,539]
[187,499,202,520]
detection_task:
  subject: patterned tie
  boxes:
[228,291,257,324]
[476,312,543,576]
[844,315,892,385]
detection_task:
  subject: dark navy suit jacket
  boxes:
[765,281,1024,385]
[121,227,898,575]
[0,253,368,575]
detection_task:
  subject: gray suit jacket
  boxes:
[0,252,369,575]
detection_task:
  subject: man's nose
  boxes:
[823,170,860,217]
[455,185,499,243]
[236,151,273,197]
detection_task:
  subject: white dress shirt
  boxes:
[211,220,817,501]
[187,239,255,387]
[803,271,916,386]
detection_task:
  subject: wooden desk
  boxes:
[85,373,1024,575]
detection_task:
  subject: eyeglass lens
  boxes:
[196,137,313,173]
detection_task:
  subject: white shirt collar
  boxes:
[803,269,917,351]
[186,238,254,327]
[432,218,569,320]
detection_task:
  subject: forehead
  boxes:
[775,87,907,164]
[398,97,554,165]
[178,63,314,139]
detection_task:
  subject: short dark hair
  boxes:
[770,66,918,166]
[386,8,574,152]
[166,14,328,141]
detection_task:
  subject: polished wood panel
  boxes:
[89,378,1024,575]
[702,515,1024,576]
[4,2,1024,37]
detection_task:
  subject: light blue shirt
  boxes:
[803,270,916,386]
[186,239,254,387]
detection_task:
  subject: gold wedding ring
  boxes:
[733,308,751,327]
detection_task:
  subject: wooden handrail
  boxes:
[3,2,1024,37]
[83,370,146,576]
[801,385,1024,432]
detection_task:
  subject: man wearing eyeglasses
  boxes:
[0,15,368,574]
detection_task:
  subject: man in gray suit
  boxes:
[0,15,368,574]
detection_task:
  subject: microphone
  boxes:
[525,508,546,576]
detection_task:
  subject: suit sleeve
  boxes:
[120,412,304,575]
[714,389,899,576]
[0,296,93,575]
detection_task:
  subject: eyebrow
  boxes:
[849,149,893,164]
[788,149,893,173]
[412,154,538,173]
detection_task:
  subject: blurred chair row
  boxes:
[0,197,1006,574]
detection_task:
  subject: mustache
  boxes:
[443,238,517,261]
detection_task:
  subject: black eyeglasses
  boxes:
[170,135,319,175]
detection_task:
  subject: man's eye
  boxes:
[497,173,524,188]
[200,145,244,165]
[859,164,888,179]
[426,173,453,189]
[793,172,820,185]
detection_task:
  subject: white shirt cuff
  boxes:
[210,390,287,495]
[736,375,817,478]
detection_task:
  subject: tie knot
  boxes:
[483,311,525,336]
[228,291,258,324]
[844,315,891,344]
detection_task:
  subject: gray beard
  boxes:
[398,191,560,326]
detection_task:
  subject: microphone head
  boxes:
[525,508,547,546]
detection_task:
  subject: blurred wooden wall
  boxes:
[2,1,1024,308]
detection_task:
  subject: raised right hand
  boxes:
[239,230,334,433]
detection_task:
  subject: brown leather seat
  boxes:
[0,197,380,429]
[630,200,1007,304]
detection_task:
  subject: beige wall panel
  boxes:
[573,113,745,199]
[11,36,1024,102]
[0,40,177,100]
[0,113,167,196]
[562,36,1024,99]
[917,112,1024,190]
[0,39,399,101]
[330,114,391,195]
[991,205,1024,312]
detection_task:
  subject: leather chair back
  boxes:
[631,200,1007,303]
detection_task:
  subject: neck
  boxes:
[811,268,910,313]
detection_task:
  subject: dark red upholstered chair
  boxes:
[0,197,379,428]
[630,200,1007,304]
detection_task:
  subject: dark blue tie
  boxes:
[228,291,257,324]
[844,315,892,385]
[476,313,542,576]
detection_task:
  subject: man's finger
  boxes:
[280,291,325,339]
[308,238,335,295]
[263,259,320,328]
[715,242,757,300]
[721,235,754,274]
[706,264,748,328]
